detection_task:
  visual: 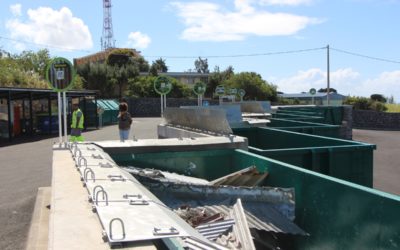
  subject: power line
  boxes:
[331,47,400,64]
[144,47,326,59]
[0,36,93,53]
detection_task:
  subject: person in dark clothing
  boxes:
[118,102,132,142]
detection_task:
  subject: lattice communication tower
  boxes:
[101,0,115,50]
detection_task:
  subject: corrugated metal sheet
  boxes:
[182,237,229,250]
[209,166,268,187]
[229,199,256,250]
[195,219,235,240]
[200,204,307,236]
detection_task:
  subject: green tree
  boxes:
[344,96,387,112]
[127,76,193,98]
[318,87,337,93]
[149,58,168,76]
[370,94,387,103]
[206,65,234,98]
[194,57,209,73]
[223,72,277,101]
[14,49,51,78]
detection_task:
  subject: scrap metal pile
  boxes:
[125,166,308,249]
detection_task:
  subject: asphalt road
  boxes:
[353,129,400,195]
[0,121,398,250]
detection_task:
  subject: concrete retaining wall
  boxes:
[353,110,400,130]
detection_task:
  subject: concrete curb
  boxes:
[26,187,51,250]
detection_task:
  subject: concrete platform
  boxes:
[46,148,156,250]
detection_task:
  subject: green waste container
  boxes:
[278,106,343,125]
[267,118,342,138]
[108,148,400,250]
[96,99,119,125]
[233,127,375,187]
[272,112,325,123]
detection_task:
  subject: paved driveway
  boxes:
[353,129,400,195]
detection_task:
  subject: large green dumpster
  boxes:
[232,127,375,187]
[96,99,119,125]
[268,118,342,138]
[278,106,343,125]
[272,112,325,123]
[109,149,400,250]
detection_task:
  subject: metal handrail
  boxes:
[92,185,105,202]
[74,148,82,159]
[109,218,126,240]
[95,189,109,206]
[84,168,95,183]
[78,157,87,169]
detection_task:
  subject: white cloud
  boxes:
[360,71,400,101]
[10,4,22,16]
[259,0,312,6]
[126,31,151,49]
[6,6,93,51]
[171,0,320,41]
[273,68,400,101]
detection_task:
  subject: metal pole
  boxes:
[163,94,166,111]
[160,95,163,117]
[57,92,62,144]
[29,92,33,136]
[7,91,12,142]
[48,93,52,134]
[327,44,330,106]
[63,92,67,143]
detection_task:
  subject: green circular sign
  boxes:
[238,89,246,97]
[193,81,206,95]
[46,57,75,92]
[215,85,225,96]
[309,88,317,95]
[229,88,237,95]
[154,76,172,95]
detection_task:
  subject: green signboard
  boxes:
[310,88,317,95]
[46,57,75,92]
[215,85,225,96]
[193,81,207,95]
[238,89,246,97]
[229,88,237,95]
[154,76,173,95]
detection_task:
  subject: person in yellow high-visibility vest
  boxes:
[70,103,84,142]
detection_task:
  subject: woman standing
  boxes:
[118,102,132,142]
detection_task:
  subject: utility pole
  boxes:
[327,44,330,105]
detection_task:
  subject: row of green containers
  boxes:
[273,106,344,125]
[267,118,342,138]
[233,127,374,187]
[110,148,400,250]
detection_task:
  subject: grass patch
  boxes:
[386,104,400,113]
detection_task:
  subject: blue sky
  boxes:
[0,0,399,101]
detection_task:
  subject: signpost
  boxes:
[238,89,246,102]
[309,88,316,105]
[46,57,75,147]
[193,81,206,106]
[154,76,172,117]
[215,85,225,105]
